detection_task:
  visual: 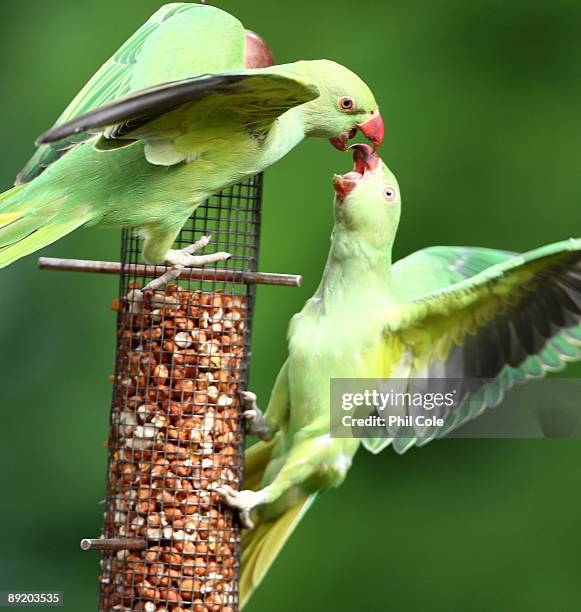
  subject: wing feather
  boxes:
[365,240,581,454]
[17,4,245,183]
[37,72,319,145]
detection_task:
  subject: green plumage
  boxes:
[0,3,380,269]
[238,150,581,605]
[17,3,245,184]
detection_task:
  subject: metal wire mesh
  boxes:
[99,175,263,612]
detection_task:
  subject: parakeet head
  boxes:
[332,144,400,246]
[293,60,384,151]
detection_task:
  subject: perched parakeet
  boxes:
[216,144,581,607]
[0,2,383,285]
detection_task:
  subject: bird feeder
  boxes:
[39,30,298,612]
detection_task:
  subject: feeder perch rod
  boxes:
[80,538,146,552]
[38,257,303,288]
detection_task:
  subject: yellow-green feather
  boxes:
[377,240,581,453]
[17,3,245,184]
[240,440,316,609]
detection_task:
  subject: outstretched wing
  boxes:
[37,71,320,165]
[391,245,516,301]
[367,240,581,454]
[17,3,245,184]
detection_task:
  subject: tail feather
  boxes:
[240,440,316,609]
[0,184,26,211]
[241,495,316,609]
[0,216,91,268]
[243,439,277,491]
[0,184,92,268]
[0,212,23,228]
[0,215,57,248]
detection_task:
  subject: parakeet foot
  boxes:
[240,391,273,441]
[144,234,231,291]
[125,235,231,309]
[163,234,231,270]
[216,485,267,529]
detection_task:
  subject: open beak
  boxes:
[330,111,385,152]
[332,144,380,199]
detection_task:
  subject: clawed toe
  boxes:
[126,288,145,313]
[184,234,212,254]
[238,391,272,441]
[216,486,266,530]
[127,235,232,296]
[239,391,259,423]
[239,391,257,404]
[165,236,232,269]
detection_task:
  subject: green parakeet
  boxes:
[0,3,384,282]
[216,145,581,607]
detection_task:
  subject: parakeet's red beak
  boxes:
[329,112,385,152]
[357,113,384,150]
[333,144,380,199]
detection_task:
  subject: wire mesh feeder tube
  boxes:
[99,176,265,612]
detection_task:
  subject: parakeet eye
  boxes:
[384,187,397,203]
[339,97,355,111]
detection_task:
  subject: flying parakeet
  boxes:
[0,3,384,286]
[216,144,581,607]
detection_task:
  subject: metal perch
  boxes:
[38,257,302,288]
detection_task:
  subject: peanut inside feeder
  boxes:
[100,287,245,612]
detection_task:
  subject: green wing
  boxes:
[17,3,245,184]
[363,246,515,454]
[391,245,516,302]
[366,240,581,454]
[37,71,320,165]
[39,71,318,141]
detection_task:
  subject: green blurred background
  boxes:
[1,0,580,610]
